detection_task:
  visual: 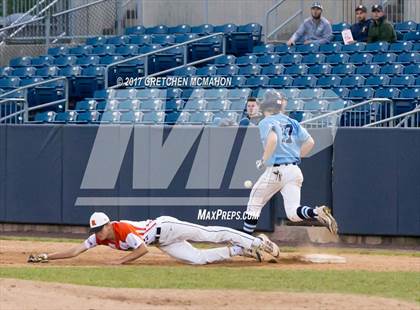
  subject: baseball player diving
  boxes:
[242,89,338,235]
[28,212,280,265]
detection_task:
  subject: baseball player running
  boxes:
[28,212,279,265]
[242,89,338,235]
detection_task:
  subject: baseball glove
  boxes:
[27,253,49,263]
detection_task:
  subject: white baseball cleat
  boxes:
[257,234,280,258]
[315,206,339,235]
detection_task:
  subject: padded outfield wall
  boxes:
[0,124,418,236]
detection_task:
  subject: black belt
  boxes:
[154,226,161,244]
[273,162,297,167]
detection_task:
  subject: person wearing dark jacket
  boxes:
[367,4,397,43]
[350,5,371,42]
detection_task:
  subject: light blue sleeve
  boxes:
[313,20,333,44]
[258,119,274,142]
[291,20,307,42]
[296,122,311,143]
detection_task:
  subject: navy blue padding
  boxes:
[5,125,62,223]
[0,125,5,221]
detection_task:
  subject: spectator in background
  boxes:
[350,5,371,42]
[239,98,263,126]
[367,4,397,43]
[287,2,333,46]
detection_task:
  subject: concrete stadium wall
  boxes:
[0,125,418,237]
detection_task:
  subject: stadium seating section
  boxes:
[0,21,419,125]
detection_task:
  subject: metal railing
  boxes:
[265,0,304,42]
[0,76,68,123]
[105,32,226,88]
[365,106,420,128]
[300,98,393,128]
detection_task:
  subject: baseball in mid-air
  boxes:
[244,180,253,188]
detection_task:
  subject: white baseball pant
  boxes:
[246,164,304,222]
[155,216,257,265]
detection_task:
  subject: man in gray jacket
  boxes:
[287,2,333,46]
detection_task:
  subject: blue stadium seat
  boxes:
[175,33,198,43]
[340,75,365,88]
[173,66,197,76]
[245,75,269,88]
[0,67,13,76]
[165,99,183,111]
[115,99,140,111]
[286,99,304,111]
[374,87,400,99]
[86,36,107,46]
[395,20,417,32]
[389,41,413,53]
[332,87,350,98]
[54,56,77,67]
[168,24,191,34]
[236,55,258,66]
[214,55,236,66]
[398,88,420,100]
[257,54,280,65]
[31,55,54,67]
[230,76,247,87]
[76,56,100,66]
[261,64,284,76]
[403,63,420,74]
[81,66,105,77]
[230,23,262,54]
[308,64,332,75]
[274,44,291,54]
[346,87,375,100]
[196,65,217,76]
[206,99,230,111]
[303,100,326,111]
[325,53,349,64]
[75,100,97,111]
[134,88,163,99]
[331,64,356,75]
[139,99,164,111]
[9,56,32,67]
[58,65,82,77]
[183,98,207,111]
[239,64,261,76]
[217,65,239,75]
[396,52,420,64]
[292,75,317,88]
[99,55,123,65]
[191,24,214,34]
[332,23,350,33]
[203,88,229,99]
[341,42,365,53]
[237,23,262,41]
[316,75,341,87]
[380,63,404,75]
[145,25,168,34]
[365,42,389,53]
[19,77,43,87]
[280,54,302,64]
[292,43,319,54]
[327,100,346,111]
[100,111,121,123]
[53,111,78,123]
[403,31,420,41]
[333,33,344,42]
[173,111,190,124]
[120,111,144,123]
[115,45,139,56]
[10,67,36,77]
[125,25,146,35]
[165,111,180,124]
[47,46,68,56]
[284,64,308,75]
[371,52,397,65]
[91,44,116,55]
[76,111,101,123]
[268,76,293,87]
[74,67,105,98]
[301,53,325,65]
[190,37,222,62]
[35,66,59,77]
[414,77,420,86]
[188,111,214,124]
[34,111,56,123]
[228,91,250,111]
[151,34,176,45]
[214,23,237,33]
[349,53,373,64]
[365,75,390,87]
[214,111,240,125]
[252,44,275,55]
[68,45,92,55]
[389,75,415,87]
[129,35,152,45]
[414,42,420,51]
[106,35,130,45]
[139,44,162,54]
[165,88,183,99]
[319,42,342,54]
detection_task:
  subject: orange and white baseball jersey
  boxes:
[84,220,157,251]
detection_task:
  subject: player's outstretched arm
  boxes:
[28,243,88,263]
[110,243,148,265]
[301,136,315,158]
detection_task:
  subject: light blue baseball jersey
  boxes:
[258,113,311,165]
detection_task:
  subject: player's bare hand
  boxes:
[27,253,49,263]
[256,159,266,170]
[286,39,295,46]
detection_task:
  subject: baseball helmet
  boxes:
[257,89,286,113]
[89,212,110,233]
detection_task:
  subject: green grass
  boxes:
[0,267,419,303]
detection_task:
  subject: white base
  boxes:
[299,253,347,264]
